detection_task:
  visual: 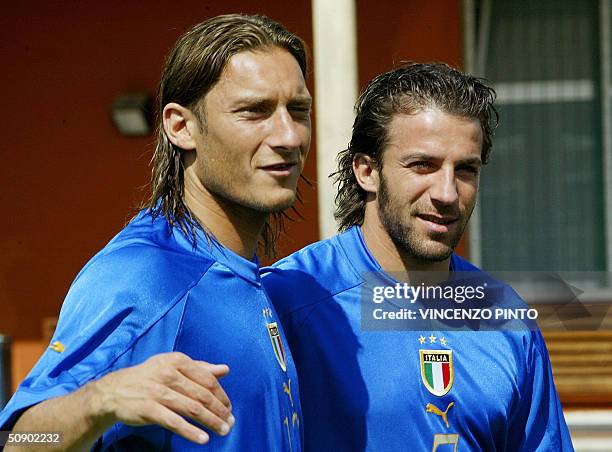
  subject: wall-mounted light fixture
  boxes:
[111,93,153,137]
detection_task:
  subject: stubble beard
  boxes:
[377,173,472,263]
[200,163,299,214]
[211,185,297,215]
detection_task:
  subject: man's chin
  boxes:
[404,239,455,263]
[250,192,297,214]
[416,249,454,262]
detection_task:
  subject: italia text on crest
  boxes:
[420,349,454,396]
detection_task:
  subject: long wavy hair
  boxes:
[143,14,308,257]
[333,62,498,231]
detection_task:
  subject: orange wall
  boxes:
[356,0,463,86]
[1,1,316,340]
[1,1,464,341]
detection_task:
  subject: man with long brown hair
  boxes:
[1,14,311,451]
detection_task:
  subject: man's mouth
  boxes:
[260,162,298,176]
[418,214,458,225]
[417,213,459,232]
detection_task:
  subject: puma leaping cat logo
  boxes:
[426,402,455,428]
[283,379,294,406]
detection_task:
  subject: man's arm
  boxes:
[6,352,234,451]
[508,332,574,451]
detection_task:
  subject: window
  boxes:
[465,0,608,272]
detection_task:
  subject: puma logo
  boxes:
[426,402,455,428]
[284,379,294,406]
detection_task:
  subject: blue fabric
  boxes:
[262,226,573,452]
[0,210,302,451]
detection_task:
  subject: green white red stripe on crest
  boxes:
[267,322,287,372]
[420,349,454,396]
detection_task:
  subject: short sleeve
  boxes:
[0,244,206,430]
[508,331,574,451]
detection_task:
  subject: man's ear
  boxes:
[162,102,199,150]
[353,153,380,193]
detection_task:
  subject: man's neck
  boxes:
[183,178,267,260]
[360,207,450,279]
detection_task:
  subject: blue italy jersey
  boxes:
[261,226,572,451]
[0,210,302,451]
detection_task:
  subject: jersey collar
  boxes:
[206,237,261,285]
[170,218,261,285]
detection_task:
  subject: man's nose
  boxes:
[430,167,459,206]
[268,109,304,150]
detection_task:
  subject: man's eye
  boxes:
[236,104,270,117]
[290,107,311,114]
[457,165,480,175]
[290,107,311,119]
[410,161,433,170]
[245,106,267,114]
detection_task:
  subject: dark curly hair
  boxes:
[333,62,498,231]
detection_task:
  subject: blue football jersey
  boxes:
[0,210,302,451]
[261,226,573,452]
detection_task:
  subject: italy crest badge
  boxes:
[267,322,287,372]
[420,350,454,396]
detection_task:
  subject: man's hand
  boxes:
[9,352,234,451]
[88,352,234,445]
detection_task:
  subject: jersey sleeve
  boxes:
[508,331,574,451]
[0,244,210,430]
